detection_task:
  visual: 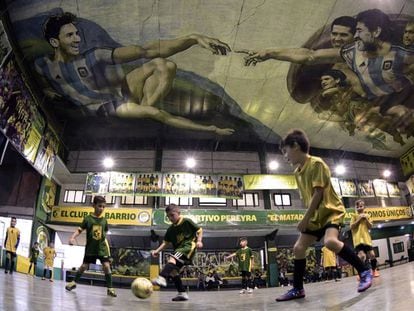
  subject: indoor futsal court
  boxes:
[1,1,414,311]
[0,263,413,311]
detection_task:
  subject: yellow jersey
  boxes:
[321,246,336,268]
[350,213,372,246]
[43,247,56,267]
[295,156,345,230]
[5,227,20,253]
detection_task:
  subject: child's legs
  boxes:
[323,227,343,252]
[294,233,317,259]
[5,252,11,270]
[357,250,367,262]
[102,261,113,288]
[241,271,248,289]
[73,262,89,282]
[326,228,367,274]
[292,233,317,289]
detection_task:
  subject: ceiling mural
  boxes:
[2,0,414,157]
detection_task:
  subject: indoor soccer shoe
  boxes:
[247,288,253,294]
[65,281,76,291]
[239,289,246,294]
[151,275,167,287]
[172,292,189,301]
[276,288,305,301]
[357,270,372,292]
[107,288,117,297]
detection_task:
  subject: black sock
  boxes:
[172,275,185,292]
[9,260,14,273]
[241,276,247,289]
[105,273,113,288]
[28,264,32,274]
[337,245,366,274]
[371,258,377,270]
[5,257,10,272]
[293,259,306,290]
[160,263,178,279]
[43,269,47,278]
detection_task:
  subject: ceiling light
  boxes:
[335,164,346,175]
[185,158,196,168]
[382,170,391,178]
[103,157,114,168]
[268,161,279,170]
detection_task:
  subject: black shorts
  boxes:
[355,244,373,253]
[303,223,341,241]
[170,252,192,268]
[83,255,111,264]
[241,271,251,278]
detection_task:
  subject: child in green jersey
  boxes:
[151,204,203,301]
[225,237,254,294]
[28,242,40,276]
[65,196,116,297]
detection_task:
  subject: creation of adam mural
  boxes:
[2,0,414,157]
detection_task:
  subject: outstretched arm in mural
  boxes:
[113,34,231,61]
[38,12,234,135]
[237,48,342,66]
[116,103,234,135]
[114,35,230,112]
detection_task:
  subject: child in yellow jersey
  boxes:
[42,242,56,281]
[321,246,338,282]
[350,199,379,277]
[4,217,20,274]
[276,129,372,302]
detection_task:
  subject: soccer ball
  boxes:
[131,277,153,299]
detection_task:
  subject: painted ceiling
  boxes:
[2,0,414,157]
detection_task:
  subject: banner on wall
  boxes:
[162,172,192,197]
[41,177,57,213]
[135,173,162,196]
[108,171,135,194]
[400,146,414,176]
[190,174,218,197]
[51,206,152,226]
[339,179,358,197]
[386,182,401,198]
[217,174,243,199]
[85,172,110,194]
[85,171,244,199]
[243,174,297,190]
[357,180,375,198]
[0,58,45,164]
[372,179,389,197]
[364,206,412,222]
[34,125,59,178]
[50,207,412,227]
[153,209,356,227]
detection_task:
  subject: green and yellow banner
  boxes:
[243,174,297,190]
[50,206,412,227]
[363,206,412,222]
[51,206,152,226]
[153,209,356,227]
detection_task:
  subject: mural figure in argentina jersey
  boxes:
[35,12,234,136]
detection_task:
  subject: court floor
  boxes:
[1,263,413,311]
